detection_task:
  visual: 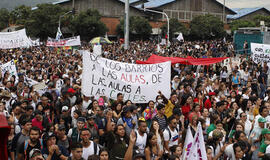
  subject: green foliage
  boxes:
[9,5,31,25]
[131,16,152,39]
[25,4,68,40]
[229,20,256,33]
[116,16,152,40]
[116,19,124,37]
[253,15,270,26]
[0,8,10,30]
[161,18,188,39]
[70,9,108,41]
[190,14,225,40]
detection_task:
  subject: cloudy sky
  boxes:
[217,0,270,10]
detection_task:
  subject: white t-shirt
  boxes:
[244,120,252,136]
[163,127,178,147]
[225,144,235,160]
[266,144,270,153]
[82,141,100,160]
[135,130,147,154]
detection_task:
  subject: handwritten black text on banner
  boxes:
[81,51,171,103]
[251,43,270,65]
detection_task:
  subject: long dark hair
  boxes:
[99,148,110,159]
[145,132,156,151]
[150,120,164,141]
[113,124,129,144]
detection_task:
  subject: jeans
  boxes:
[260,83,266,99]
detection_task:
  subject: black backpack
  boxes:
[165,127,179,140]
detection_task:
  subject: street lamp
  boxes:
[124,0,130,50]
[58,10,73,32]
[141,7,170,46]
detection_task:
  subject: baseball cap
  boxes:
[29,148,42,158]
[67,88,76,93]
[98,97,104,106]
[58,124,65,130]
[209,92,216,96]
[262,128,270,135]
[258,117,267,123]
[77,117,86,123]
[86,114,96,120]
[62,106,69,112]
[122,106,132,114]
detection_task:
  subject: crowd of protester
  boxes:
[1,39,270,160]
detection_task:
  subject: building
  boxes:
[1,0,236,37]
[57,0,235,37]
[135,0,236,23]
[227,7,270,22]
[0,0,56,11]
[56,0,149,36]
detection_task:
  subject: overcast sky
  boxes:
[217,0,270,10]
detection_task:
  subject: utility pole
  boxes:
[124,0,129,50]
[142,7,170,46]
[223,0,225,23]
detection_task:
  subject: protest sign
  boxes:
[46,36,81,47]
[93,45,102,56]
[81,51,171,103]
[187,122,207,160]
[25,77,39,86]
[251,43,270,66]
[33,81,47,95]
[1,60,18,80]
[0,29,32,49]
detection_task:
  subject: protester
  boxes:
[3,39,270,160]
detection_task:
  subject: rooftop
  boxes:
[227,7,270,19]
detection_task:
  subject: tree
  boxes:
[190,14,225,40]
[9,5,31,25]
[161,18,188,40]
[70,9,108,41]
[0,8,10,30]
[116,16,152,40]
[131,16,152,40]
[229,20,256,33]
[25,4,68,40]
[253,15,270,26]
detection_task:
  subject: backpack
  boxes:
[165,127,179,140]
[93,142,98,155]
[24,139,43,160]
[71,127,80,142]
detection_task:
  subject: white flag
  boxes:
[25,77,39,86]
[187,122,207,160]
[56,27,63,40]
[176,32,184,42]
[157,44,161,52]
[182,126,194,160]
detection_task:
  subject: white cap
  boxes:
[62,106,69,111]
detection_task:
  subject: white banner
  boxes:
[46,36,81,47]
[188,122,207,160]
[93,45,102,56]
[0,29,32,49]
[1,60,18,80]
[251,43,270,66]
[81,51,171,103]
